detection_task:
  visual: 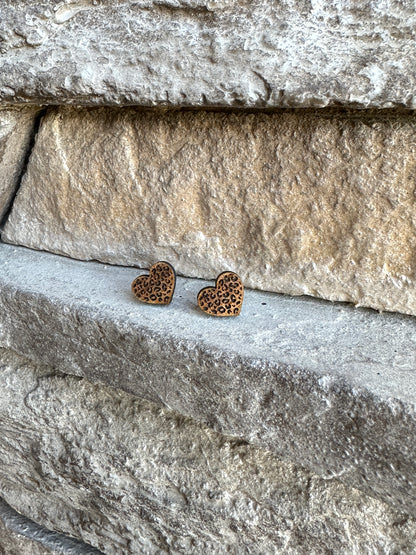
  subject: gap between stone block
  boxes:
[0,107,48,232]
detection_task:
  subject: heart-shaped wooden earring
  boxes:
[132,261,176,305]
[197,271,244,316]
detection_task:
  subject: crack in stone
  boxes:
[22,371,61,416]
[0,107,48,232]
[252,70,272,103]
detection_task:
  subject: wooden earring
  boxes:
[132,261,176,305]
[197,271,244,316]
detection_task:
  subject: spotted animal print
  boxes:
[197,271,244,316]
[132,262,176,305]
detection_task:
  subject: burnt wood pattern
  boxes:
[197,272,244,316]
[132,262,176,305]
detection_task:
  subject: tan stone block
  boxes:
[4,107,416,315]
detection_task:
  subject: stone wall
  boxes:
[1,1,416,552]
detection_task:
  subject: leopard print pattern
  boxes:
[132,262,176,305]
[197,271,244,316]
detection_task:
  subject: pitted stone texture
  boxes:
[1,244,416,517]
[1,2,416,109]
[1,348,416,554]
[5,107,416,315]
[0,106,40,222]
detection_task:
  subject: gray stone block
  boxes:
[0,106,41,223]
[1,347,416,553]
[1,2,416,109]
[0,243,416,518]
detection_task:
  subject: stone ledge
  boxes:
[1,2,416,109]
[1,243,416,516]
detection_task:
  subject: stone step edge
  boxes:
[0,497,103,554]
[0,243,416,517]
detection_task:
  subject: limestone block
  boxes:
[1,347,416,554]
[1,2,416,109]
[1,244,416,517]
[0,106,41,222]
[5,107,416,315]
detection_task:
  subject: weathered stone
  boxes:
[1,244,416,517]
[5,107,416,315]
[1,347,416,554]
[0,106,41,223]
[1,2,416,109]
[0,498,101,555]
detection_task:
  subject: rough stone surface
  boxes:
[1,347,416,554]
[5,107,416,315]
[0,106,41,223]
[1,2,416,109]
[1,244,416,517]
[0,498,102,555]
